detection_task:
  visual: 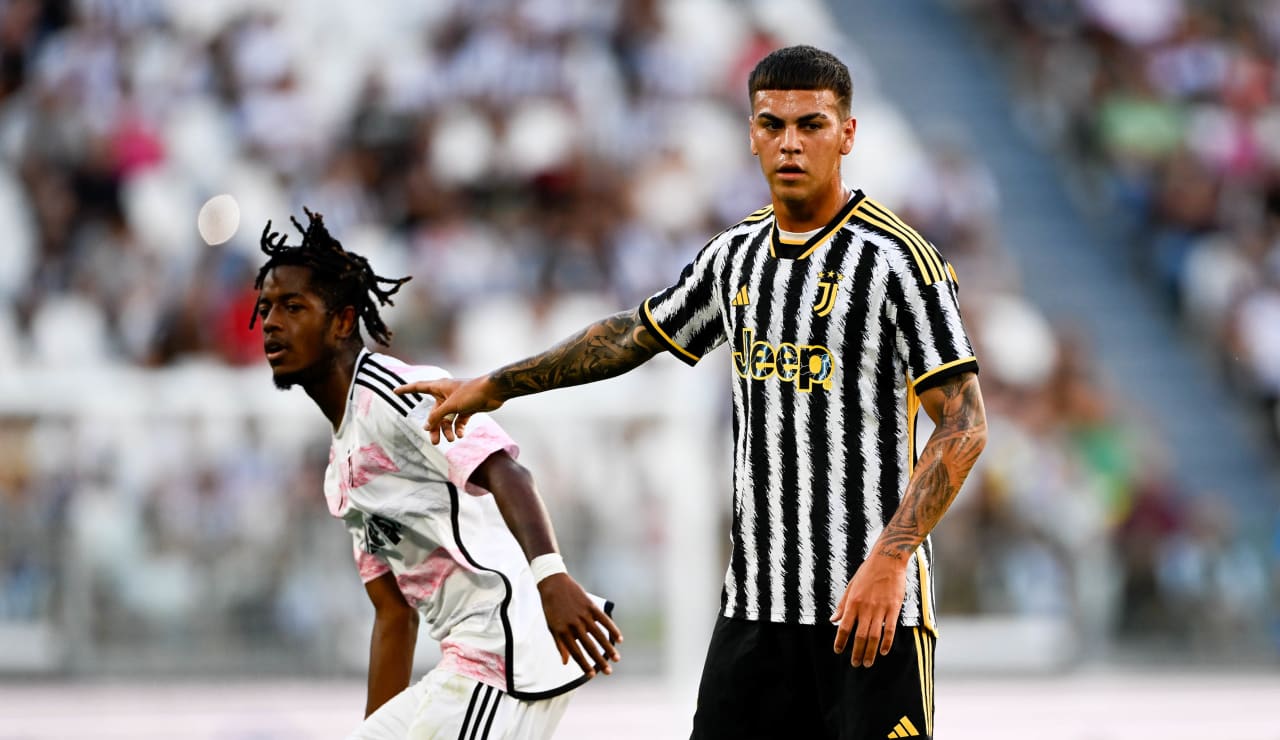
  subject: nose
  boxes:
[781,125,802,154]
[261,305,283,332]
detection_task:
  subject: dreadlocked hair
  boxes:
[250,207,411,347]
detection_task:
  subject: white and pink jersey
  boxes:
[324,349,608,699]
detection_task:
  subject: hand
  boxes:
[394,376,503,443]
[536,573,622,677]
[831,552,907,668]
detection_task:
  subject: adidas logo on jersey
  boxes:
[887,715,920,738]
[731,285,750,306]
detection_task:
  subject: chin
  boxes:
[771,179,810,197]
[272,369,302,390]
[271,364,318,390]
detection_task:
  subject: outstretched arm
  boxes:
[832,371,987,667]
[471,450,622,677]
[363,572,419,717]
[396,309,663,442]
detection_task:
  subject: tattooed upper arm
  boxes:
[609,309,664,357]
[918,372,985,432]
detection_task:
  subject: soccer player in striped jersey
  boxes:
[398,46,987,740]
[251,209,621,739]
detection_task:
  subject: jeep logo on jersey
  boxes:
[813,271,844,317]
[363,514,403,553]
[731,328,835,392]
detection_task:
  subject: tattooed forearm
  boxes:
[489,310,663,398]
[877,372,987,559]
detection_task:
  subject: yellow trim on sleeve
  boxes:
[911,356,977,391]
[642,299,701,363]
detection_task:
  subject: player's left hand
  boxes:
[536,573,622,678]
[831,552,907,668]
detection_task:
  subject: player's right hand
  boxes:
[536,573,622,678]
[394,376,503,443]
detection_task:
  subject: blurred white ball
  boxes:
[197,194,241,245]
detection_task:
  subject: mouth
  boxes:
[264,340,288,364]
[776,163,805,180]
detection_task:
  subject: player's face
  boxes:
[749,89,856,205]
[256,265,341,390]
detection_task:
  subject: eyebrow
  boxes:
[755,111,830,124]
[256,291,305,307]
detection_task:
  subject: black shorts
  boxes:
[690,615,935,740]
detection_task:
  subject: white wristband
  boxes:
[530,553,567,584]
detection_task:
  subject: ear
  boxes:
[330,305,359,342]
[841,117,857,156]
[748,115,759,156]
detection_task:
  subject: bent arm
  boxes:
[470,449,622,674]
[831,371,987,666]
[875,371,987,560]
[488,309,663,401]
[469,450,558,561]
[364,572,419,718]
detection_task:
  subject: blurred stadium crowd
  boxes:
[0,0,1274,675]
[960,0,1280,449]
[956,0,1280,657]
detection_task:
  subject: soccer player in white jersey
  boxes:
[397,46,988,739]
[251,209,621,739]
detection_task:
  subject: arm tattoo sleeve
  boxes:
[490,309,663,398]
[877,373,987,560]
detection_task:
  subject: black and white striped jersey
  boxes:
[639,189,978,630]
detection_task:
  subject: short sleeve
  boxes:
[400,392,519,494]
[640,241,727,366]
[442,415,519,494]
[892,260,979,393]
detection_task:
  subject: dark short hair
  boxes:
[748,45,852,117]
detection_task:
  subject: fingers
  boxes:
[880,620,898,657]
[554,621,619,677]
[392,381,435,397]
[853,618,880,668]
[598,610,624,656]
[393,381,453,443]
[433,412,472,443]
[424,399,455,432]
[832,613,851,655]
[577,625,611,675]
[833,610,897,667]
[558,634,595,677]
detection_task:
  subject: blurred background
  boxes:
[0,0,1277,737]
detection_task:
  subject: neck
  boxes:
[772,180,848,232]
[304,344,364,430]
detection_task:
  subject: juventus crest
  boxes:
[813,271,844,317]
